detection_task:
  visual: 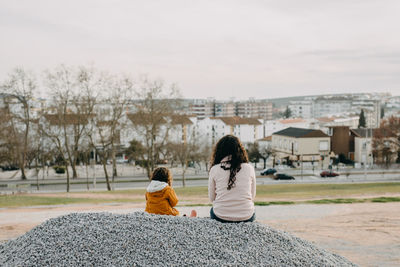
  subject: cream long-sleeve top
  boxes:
[208,160,256,221]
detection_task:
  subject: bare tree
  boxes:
[44,65,76,192]
[0,107,18,169]
[128,78,180,179]
[40,111,71,191]
[373,116,400,166]
[87,74,133,190]
[257,141,274,169]
[198,143,212,171]
[0,68,36,179]
[43,65,99,194]
[167,115,197,187]
[247,142,261,169]
[68,66,100,178]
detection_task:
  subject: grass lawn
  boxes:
[1,182,400,208]
[254,182,400,199]
[0,195,141,208]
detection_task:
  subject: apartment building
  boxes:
[288,100,313,119]
[313,97,352,118]
[313,97,381,127]
[186,98,272,120]
[236,100,273,120]
[214,101,236,117]
[188,99,216,119]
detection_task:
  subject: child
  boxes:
[145,167,196,217]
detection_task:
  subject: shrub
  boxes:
[0,165,20,171]
[135,160,150,167]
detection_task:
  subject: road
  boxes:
[1,168,399,193]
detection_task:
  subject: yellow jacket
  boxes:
[145,181,179,216]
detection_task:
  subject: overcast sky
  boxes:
[1,0,400,99]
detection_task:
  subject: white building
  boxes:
[317,116,359,134]
[197,116,263,146]
[271,127,331,167]
[125,113,197,147]
[351,128,373,166]
[264,118,312,137]
[351,100,381,128]
[288,101,313,119]
[313,97,352,118]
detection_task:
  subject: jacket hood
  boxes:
[147,180,168,193]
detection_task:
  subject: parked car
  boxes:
[116,158,129,164]
[320,171,339,177]
[274,173,295,180]
[260,168,277,176]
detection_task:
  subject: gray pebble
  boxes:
[0,212,357,266]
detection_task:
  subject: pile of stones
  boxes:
[0,212,356,266]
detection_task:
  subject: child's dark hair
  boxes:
[151,167,172,186]
[210,135,249,190]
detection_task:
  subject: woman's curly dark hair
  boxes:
[151,167,172,186]
[210,135,249,190]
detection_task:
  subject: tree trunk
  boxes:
[112,145,117,178]
[85,160,89,190]
[65,164,70,192]
[263,158,267,169]
[21,103,30,180]
[35,157,39,191]
[145,163,151,180]
[72,163,78,179]
[20,165,27,180]
[102,159,111,191]
[182,164,186,187]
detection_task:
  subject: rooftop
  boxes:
[210,116,262,125]
[273,127,329,138]
[278,118,306,124]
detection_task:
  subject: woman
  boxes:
[208,135,256,223]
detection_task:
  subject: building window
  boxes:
[362,141,367,150]
[319,141,329,151]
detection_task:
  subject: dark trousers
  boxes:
[210,207,256,223]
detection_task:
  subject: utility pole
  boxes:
[300,154,303,180]
[92,148,96,189]
[364,127,367,180]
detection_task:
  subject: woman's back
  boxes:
[208,162,256,221]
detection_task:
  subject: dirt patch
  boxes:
[259,202,400,267]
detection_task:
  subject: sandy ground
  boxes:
[1,202,399,267]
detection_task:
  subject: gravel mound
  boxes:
[0,212,356,266]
